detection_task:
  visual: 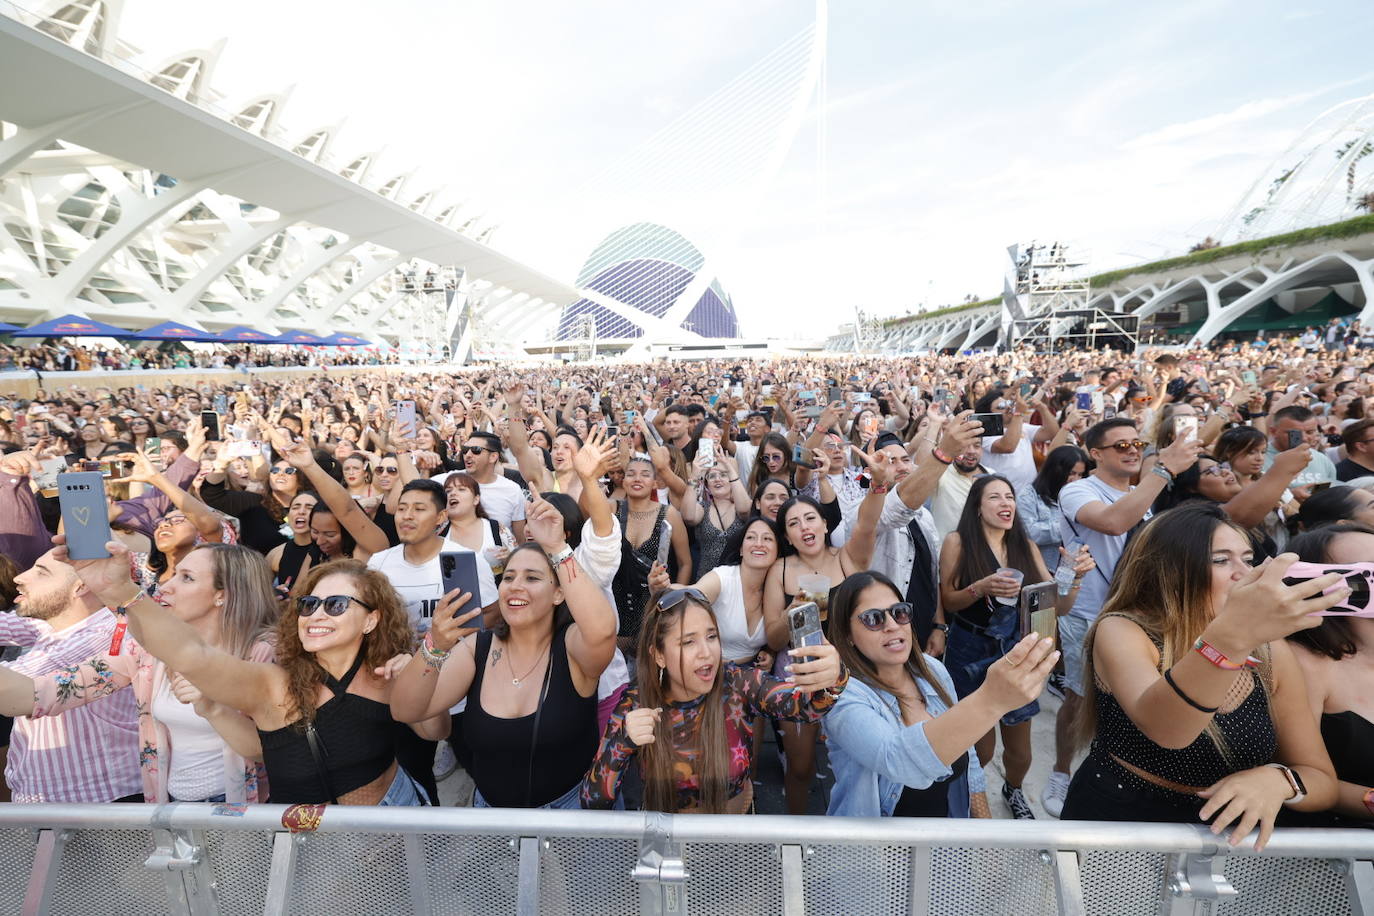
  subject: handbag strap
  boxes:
[305,724,341,805]
[525,633,557,808]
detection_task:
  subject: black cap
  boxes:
[874,432,905,452]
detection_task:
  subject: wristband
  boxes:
[547,545,574,567]
[1162,668,1217,713]
[932,447,953,465]
[1363,787,1374,817]
[1193,637,1259,670]
[868,484,890,495]
[420,630,450,669]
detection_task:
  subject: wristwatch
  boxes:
[932,622,950,633]
[1266,763,1307,805]
[1150,464,1174,486]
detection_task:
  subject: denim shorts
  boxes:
[945,606,1040,727]
[1057,614,1093,697]
[378,766,428,807]
[474,781,583,810]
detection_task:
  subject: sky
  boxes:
[115,0,1374,339]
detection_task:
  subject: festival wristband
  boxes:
[1193,637,1259,670]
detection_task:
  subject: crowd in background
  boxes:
[0,341,395,372]
[0,335,1366,849]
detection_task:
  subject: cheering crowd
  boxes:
[0,337,1368,850]
[0,341,396,372]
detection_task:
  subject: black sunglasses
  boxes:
[271,466,297,475]
[654,586,709,612]
[856,602,914,631]
[463,445,495,455]
[295,595,374,617]
[377,465,400,473]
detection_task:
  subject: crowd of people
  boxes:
[0,341,395,372]
[0,336,1367,850]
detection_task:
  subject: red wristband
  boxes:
[1193,638,1258,670]
[932,448,953,465]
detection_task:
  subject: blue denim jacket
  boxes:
[823,655,986,818]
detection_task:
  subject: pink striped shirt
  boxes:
[1,610,142,803]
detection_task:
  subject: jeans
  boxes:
[169,793,227,803]
[378,766,428,807]
[1060,751,1201,823]
[474,781,582,810]
[945,606,1040,726]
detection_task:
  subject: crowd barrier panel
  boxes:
[0,803,1370,915]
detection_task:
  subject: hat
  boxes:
[874,432,905,452]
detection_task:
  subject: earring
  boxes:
[658,666,667,685]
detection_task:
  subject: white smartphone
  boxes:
[1175,416,1199,442]
[698,438,716,468]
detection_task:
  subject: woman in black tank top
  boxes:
[65,548,453,806]
[389,494,619,809]
[268,491,319,592]
[1062,503,1340,849]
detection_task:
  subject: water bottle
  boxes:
[1055,540,1083,597]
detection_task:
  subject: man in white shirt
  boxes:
[930,440,987,542]
[433,432,526,541]
[979,389,1058,493]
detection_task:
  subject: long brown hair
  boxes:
[952,475,1045,590]
[827,571,953,707]
[635,593,729,813]
[189,543,277,659]
[279,559,415,728]
[1073,503,1273,761]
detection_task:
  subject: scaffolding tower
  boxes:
[851,308,882,353]
[1001,242,1136,351]
[395,263,460,362]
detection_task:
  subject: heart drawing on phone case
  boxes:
[72,506,91,527]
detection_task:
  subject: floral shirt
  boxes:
[581,663,848,811]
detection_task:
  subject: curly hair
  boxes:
[278,559,415,729]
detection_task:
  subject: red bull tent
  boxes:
[317,332,373,346]
[9,313,133,337]
[213,326,283,343]
[133,320,220,343]
[275,331,330,345]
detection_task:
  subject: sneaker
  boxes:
[1046,671,1068,701]
[1041,771,1071,818]
[1002,782,1036,820]
[433,741,458,782]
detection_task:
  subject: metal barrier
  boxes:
[0,804,1370,916]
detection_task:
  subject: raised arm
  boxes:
[572,428,615,538]
[269,428,389,555]
[1222,445,1311,529]
[115,451,222,541]
[528,495,618,686]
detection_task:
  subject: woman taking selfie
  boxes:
[1062,503,1341,849]
[0,544,275,803]
[389,495,618,809]
[680,450,749,576]
[53,544,448,805]
[581,585,846,812]
[939,474,1094,819]
[824,571,1061,818]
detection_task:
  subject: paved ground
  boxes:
[439,684,1083,818]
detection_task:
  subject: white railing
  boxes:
[0,803,1370,915]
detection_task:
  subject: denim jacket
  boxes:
[823,655,986,817]
[1016,486,1061,573]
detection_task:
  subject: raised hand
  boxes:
[525,493,568,552]
[429,588,482,653]
[625,706,661,746]
[978,633,1058,714]
[572,426,610,479]
[783,641,843,693]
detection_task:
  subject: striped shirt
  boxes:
[0,610,142,803]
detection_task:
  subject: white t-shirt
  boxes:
[1057,475,1149,621]
[366,538,498,630]
[713,565,767,662]
[980,424,1040,493]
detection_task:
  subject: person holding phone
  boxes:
[1062,503,1340,850]
[938,474,1093,819]
[824,570,1062,819]
[0,544,276,804]
[612,455,691,650]
[1264,406,1337,487]
[680,447,749,577]
[582,585,846,813]
[390,495,618,809]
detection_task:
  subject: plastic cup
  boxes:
[797,573,832,615]
[995,567,1024,606]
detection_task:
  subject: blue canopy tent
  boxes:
[275,330,330,345]
[317,332,373,346]
[133,321,220,343]
[0,322,22,333]
[213,326,283,344]
[9,314,133,338]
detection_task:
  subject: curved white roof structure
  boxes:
[0,0,578,347]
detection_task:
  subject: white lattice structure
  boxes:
[0,0,576,349]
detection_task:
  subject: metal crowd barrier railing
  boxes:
[0,803,1370,916]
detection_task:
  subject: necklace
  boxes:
[629,507,658,518]
[505,640,551,687]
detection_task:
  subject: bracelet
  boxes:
[932,447,953,465]
[967,583,979,598]
[1363,787,1374,817]
[1162,668,1218,713]
[419,631,449,669]
[869,484,890,495]
[1193,637,1259,670]
[729,478,739,483]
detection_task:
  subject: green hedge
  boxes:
[1089,213,1374,290]
[879,297,1000,328]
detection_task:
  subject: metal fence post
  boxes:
[144,826,220,916]
[403,833,432,915]
[21,827,68,916]
[633,813,687,916]
[906,845,932,916]
[780,844,806,916]
[515,836,544,916]
[1043,849,1085,916]
[1340,858,1373,916]
[1161,851,1237,916]
[262,831,302,916]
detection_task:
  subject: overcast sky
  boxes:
[118,0,1374,338]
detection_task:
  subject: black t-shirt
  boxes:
[1335,457,1373,482]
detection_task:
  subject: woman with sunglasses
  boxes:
[200,444,306,554]
[824,570,1060,818]
[582,583,846,813]
[1062,503,1340,850]
[1285,522,1374,826]
[390,495,618,809]
[747,432,815,501]
[939,474,1093,818]
[52,541,450,806]
[0,543,277,804]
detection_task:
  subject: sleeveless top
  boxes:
[713,565,767,662]
[465,626,598,807]
[1092,617,1277,790]
[893,751,968,817]
[694,502,744,575]
[1321,709,1374,786]
[257,653,396,803]
[612,502,670,640]
[276,539,312,590]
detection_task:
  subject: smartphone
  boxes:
[1242,370,1258,385]
[145,436,161,455]
[792,442,816,469]
[201,410,220,441]
[654,519,673,570]
[1310,481,1331,493]
[57,471,113,560]
[226,439,260,459]
[1174,416,1198,442]
[731,384,744,399]
[395,400,417,433]
[1018,582,1058,640]
[438,550,485,629]
[698,438,716,467]
[1020,383,1035,398]
[1283,561,1373,616]
[1074,391,1093,411]
[235,390,250,410]
[1287,429,1305,450]
[827,385,843,404]
[972,412,1005,437]
[605,425,619,438]
[934,388,953,416]
[212,393,228,414]
[788,601,825,649]
[301,396,312,412]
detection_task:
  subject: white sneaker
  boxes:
[433,741,458,782]
[1041,771,1071,818]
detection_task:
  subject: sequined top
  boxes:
[581,663,848,812]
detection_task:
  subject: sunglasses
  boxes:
[1101,439,1148,453]
[463,445,495,455]
[654,586,709,612]
[271,466,297,475]
[856,602,914,631]
[377,465,400,474]
[295,595,375,617]
[762,452,785,463]
[1200,463,1231,477]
